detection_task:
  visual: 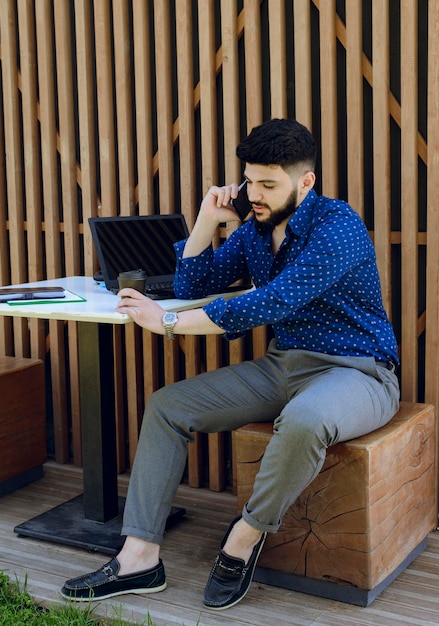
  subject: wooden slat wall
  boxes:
[0,0,436,492]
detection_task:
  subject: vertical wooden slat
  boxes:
[73,0,99,464]
[143,331,159,402]
[241,0,263,378]
[0,5,13,355]
[0,323,11,361]
[198,0,219,245]
[94,0,117,216]
[400,0,418,401]
[154,0,174,213]
[113,325,126,472]
[206,335,225,492]
[220,3,247,463]
[36,2,62,278]
[113,2,139,465]
[425,0,439,416]
[125,323,144,470]
[251,327,268,359]
[36,3,68,460]
[176,0,197,226]
[345,0,364,217]
[164,338,179,385]
[242,0,263,368]
[54,1,80,276]
[113,0,135,216]
[185,335,203,487]
[221,0,242,276]
[268,0,287,118]
[319,0,338,197]
[221,0,240,186]
[54,3,82,464]
[0,93,7,288]
[133,0,154,215]
[17,0,43,282]
[48,320,69,463]
[68,320,82,466]
[175,0,203,486]
[240,0,269,370]
[1,0,29,356]
[243,0,262,127]
[126,329,159,465]
[0,77,11,360]
[1,0,26,284]
[75,0,99,277]
[293,0,312,128]
[17,1,46,361]
[371,1,392,315]
[133,329,159,465]
[198,0,218,191]
[198,2,225,490]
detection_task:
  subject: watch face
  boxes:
[163,312,178,324]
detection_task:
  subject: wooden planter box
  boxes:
[235,402,436,606]
[0,356,46,496]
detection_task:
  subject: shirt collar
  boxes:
[286,189,319,237]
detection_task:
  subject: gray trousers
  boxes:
[122,341,400,544]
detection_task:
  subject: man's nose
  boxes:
[248,188,262,203]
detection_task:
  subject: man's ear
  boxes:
[302,170,316,192]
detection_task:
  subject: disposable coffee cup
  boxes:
[117,269,147,294]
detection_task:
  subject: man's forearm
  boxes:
[173,308,224,336]
[116,288,225,337]
[182,184,240,259]
[181,218,218,259]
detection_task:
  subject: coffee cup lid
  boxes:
[118,269,147,279]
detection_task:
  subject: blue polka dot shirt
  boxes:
[174,189,399,364]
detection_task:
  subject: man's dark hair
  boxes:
[236,118,317,171]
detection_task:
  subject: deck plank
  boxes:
[0,463,438,626]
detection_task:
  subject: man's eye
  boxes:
[263,185,275,190]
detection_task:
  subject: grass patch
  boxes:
[0,570,156,625]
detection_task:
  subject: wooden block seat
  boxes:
[235,401,437,606]
[0,356,46,496]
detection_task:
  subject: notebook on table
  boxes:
[89,214,190,299]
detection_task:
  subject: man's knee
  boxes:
[141,386,180,432]
[141,383,195,441]
[273,403,337,447]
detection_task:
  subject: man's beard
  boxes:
[254,188,298,232]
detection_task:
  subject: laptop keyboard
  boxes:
[144,281,176,299]
[145,281,174,293]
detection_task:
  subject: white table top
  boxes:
[0,276,246,324]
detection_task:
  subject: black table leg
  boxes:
[78,321,119,522]
[14,320,185,552]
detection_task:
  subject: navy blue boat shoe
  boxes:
[61,557,167,601]
[203,517,267,610]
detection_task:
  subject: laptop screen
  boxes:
[89,214,189,290]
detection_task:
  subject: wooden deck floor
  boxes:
[0,463,438,626]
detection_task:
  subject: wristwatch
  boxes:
[162,311,179,340]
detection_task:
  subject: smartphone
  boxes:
[230,181,253,221]
[0,286,66,302]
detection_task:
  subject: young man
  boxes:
[62,119,399,610]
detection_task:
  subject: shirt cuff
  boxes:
[174,239,213,269]
[203,298,247,341]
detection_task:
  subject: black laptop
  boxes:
[89,214,190,298]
